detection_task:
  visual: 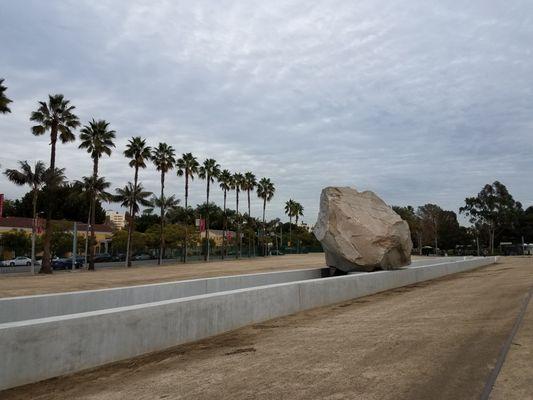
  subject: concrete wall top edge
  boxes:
[0,267,328,301]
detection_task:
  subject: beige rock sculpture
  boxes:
[313,187,412,272]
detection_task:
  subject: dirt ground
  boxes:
[490,283,533,399]
[2,256,531,400]
[0,254,328,298]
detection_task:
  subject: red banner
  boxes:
[0,194,4,218]
[199,218,206,232]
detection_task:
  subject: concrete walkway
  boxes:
[2,256,531,399]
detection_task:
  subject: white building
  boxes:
[105,210,126,230]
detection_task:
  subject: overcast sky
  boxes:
[1,0,532,225]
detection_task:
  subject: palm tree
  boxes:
[76,176,113,266]
[4,161,49,272]
[176,153,199,263]
[146,194,179,260]
[0,79,12,114]
[232,172,244,258]
[123,137,151,267]
[218,169,232,259]
[145,194,180,216]
[257,178,275,256]
[151,143,176,265]
[79,119,116,270]
[285,199,296,247]
[115,182,152,214]
[242,172,257,257]
[294,202,304,225]
[199,158,221,261]
[30,94,80,273]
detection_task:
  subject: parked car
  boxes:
[2,256,32,267]
[112,253,126,262]
[133,253,151,261]
[52,257,83,270]
[93,253,112,263]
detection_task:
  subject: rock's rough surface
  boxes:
[313,187,412,272]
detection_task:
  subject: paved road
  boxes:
[2,257,532,399]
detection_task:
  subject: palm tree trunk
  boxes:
[159,171,165,265]
[85,204,90,266]
[40,128,58,274]
[89,159,99,271]
[125,166,138,267]
[247,189,251,257]
[205,177,210,262]
[262,198,266,256]
[289,216,292,250]
[183,172,189,263]
[31,189,38,274]
[222,190,227,260]
[236,189,241,259]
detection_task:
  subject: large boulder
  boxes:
[313,187,412,272]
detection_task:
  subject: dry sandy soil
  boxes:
[0,254,328,297]
[1,256,532,399]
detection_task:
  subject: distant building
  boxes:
[0,217,113,258]
[106,210,126,230]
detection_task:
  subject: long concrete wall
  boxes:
[0,268,327,323]
[0,257,497,391]
[0,258,457,323]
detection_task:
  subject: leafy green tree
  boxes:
[257,178,275,256]
[1,199,18,216]
[437,210,463,251]
[4,161,49,269]
[198,158,221,261]
[133,213,160,233]
[176,153,199,263]
[151,142,176,264]
[0,230,30,257]
[460,181,523,254]
[79,119,115,270]
[392,205,422,253]
[0,78,12,114]
[519,206,533,243]
[417,204,442,252]
[123,137,151,266]
[30,94,80,273]
[11,182,106,223]
[111,230,146,254]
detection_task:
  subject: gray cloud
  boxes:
[1,0,533,225]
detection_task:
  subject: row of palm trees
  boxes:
[1,85,284,271]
